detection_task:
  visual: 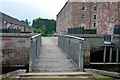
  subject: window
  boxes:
[94,6,97,11]
[93,23,96,28]
[82,6,85,10]
[94,15,96,19]
[3,20,7,24]
[81,15,85,19]
[24,27,26,32]
[17,27,19,29]
[81,24,85,28]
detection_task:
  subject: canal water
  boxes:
[2,65,29,74]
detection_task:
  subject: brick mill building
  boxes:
[97,2,120,34]
[56,1,120,34]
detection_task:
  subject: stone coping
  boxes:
[20,72,92,77]
[73,34,120,38]
[0,33,36,37]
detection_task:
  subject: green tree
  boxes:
[41,25,46,36]
[25,19,31,25]
[21,19,31,25]
[32,18,56,36]
[34,28,42,33]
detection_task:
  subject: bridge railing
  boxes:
[58,35,84,71]
[29,34,41,72]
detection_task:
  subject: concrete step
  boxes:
[19,72,95,80]
[33,68,79,72]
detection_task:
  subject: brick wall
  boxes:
[97,2,120,34]
[56,2,73,33]
[56,1,120,34]
[56,2,97,34]
[1,33,32,66]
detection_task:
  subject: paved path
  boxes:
[33,37,78,72]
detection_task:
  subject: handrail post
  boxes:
[68,37,70,56]
[103,46,106,63]
[79,40,84,71]
[29,34,41,72]
[29,38,34,72]
[116,46,119,63]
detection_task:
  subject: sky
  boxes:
[0,0,68,23]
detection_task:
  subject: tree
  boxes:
[32,18,56,36]
[25,19,31,25]
[21,19,31,25]
[41,25,46,36]
[34,28,42,33]
[25,19,29,24]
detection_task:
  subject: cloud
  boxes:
[0,0,68,20]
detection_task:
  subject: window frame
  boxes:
[81,6,86,11]
[81,15,85,19]
[94,14,97,19]
[94,6,97,11]
[93,23,96,28]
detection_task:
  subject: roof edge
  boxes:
[56,1,68,17]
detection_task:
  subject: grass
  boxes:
[2,76,16,80]
[96,74,120,80]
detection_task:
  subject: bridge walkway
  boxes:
[33,37,79,72]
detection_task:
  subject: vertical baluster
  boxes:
[103,46,106,63]
[109,47,112,62]
[116,47,119,63]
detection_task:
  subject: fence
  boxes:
[0,28,20,33]
[29,34,41,72]
[68,27,96,34]
[58,35,84,71]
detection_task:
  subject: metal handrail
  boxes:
[58,34,84,41]
[29,34,41,72]
[58,35,84,71]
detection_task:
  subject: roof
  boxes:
[0,11,32,28]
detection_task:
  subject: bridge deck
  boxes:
[33,37,79,72]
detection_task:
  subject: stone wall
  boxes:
[1,33,32,67]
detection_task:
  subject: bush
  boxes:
[34,28,42,33]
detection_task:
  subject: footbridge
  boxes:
[19,34,94,80]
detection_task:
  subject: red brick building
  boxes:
[56,1,120,34]
[56,2,97,34]
[97,2,120,34]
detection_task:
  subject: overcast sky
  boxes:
[0,0,68,23]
